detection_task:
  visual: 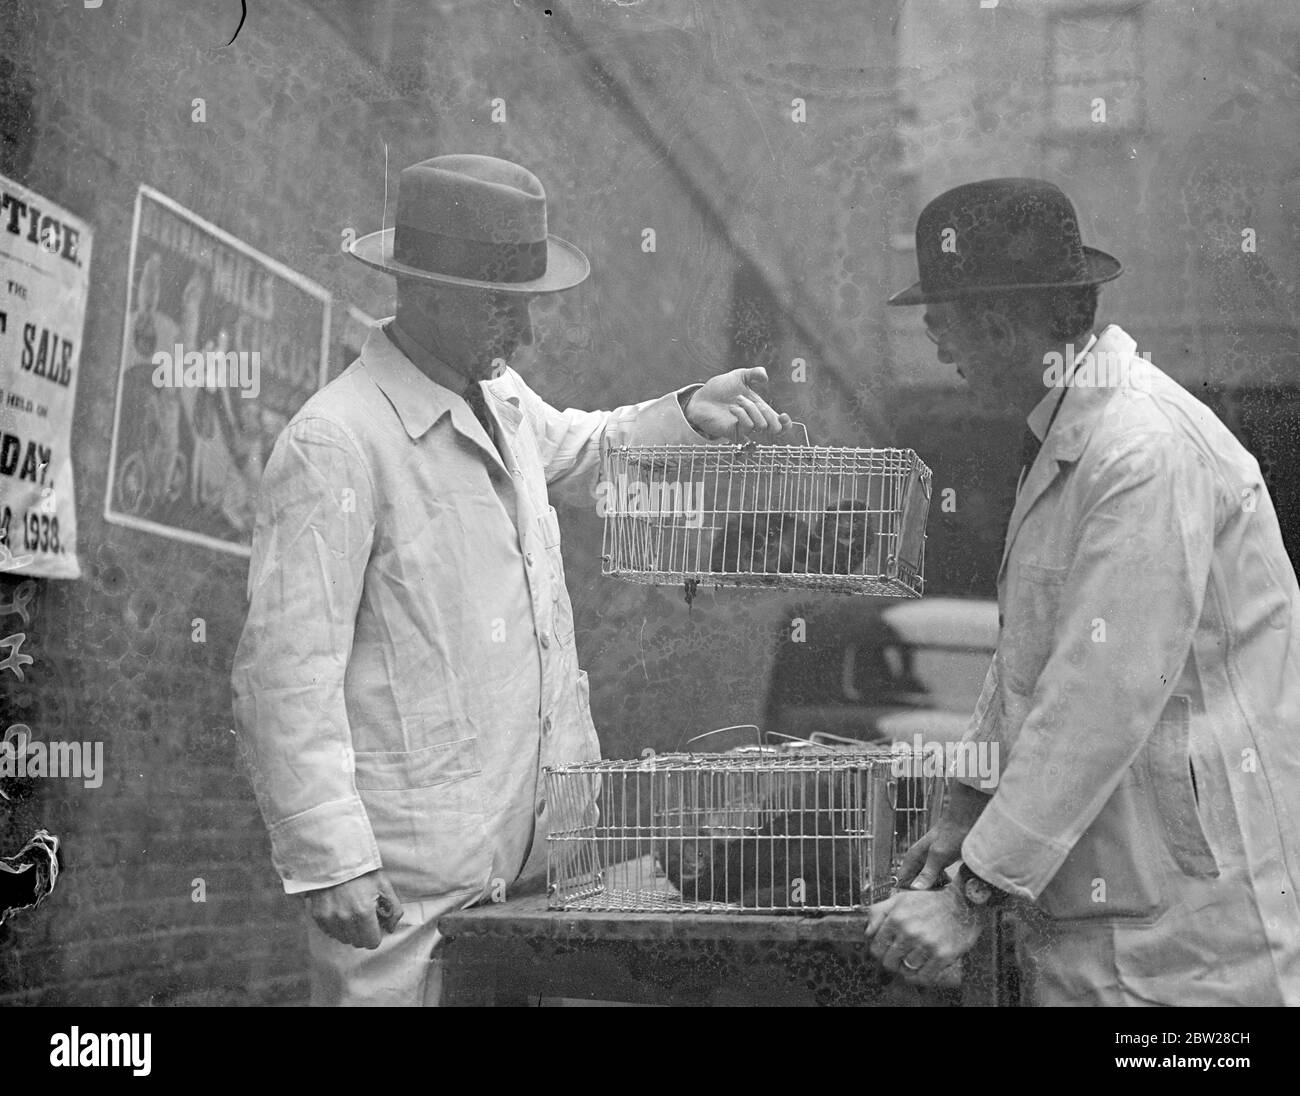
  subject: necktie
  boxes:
[462,380,495,441]
[1015,337,1097,497]
[1020,424,1041,474]
[1017,425,1041,497]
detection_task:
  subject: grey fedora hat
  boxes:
[349,154,590,293]
[887,178,1121,306]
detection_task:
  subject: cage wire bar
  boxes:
[546,747,947,914]
[599,429,933,600]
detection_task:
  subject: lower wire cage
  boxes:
[545,747,945,914]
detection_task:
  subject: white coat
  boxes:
[231,322,703,1003]
[960,325,1300,1005]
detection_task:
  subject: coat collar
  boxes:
[1036,326,1136,464]
[1023,332,1097,449]
[997,324,1138,583]
[359,319,459,441]
[359,320,524,469]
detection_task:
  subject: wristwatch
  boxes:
[956,862,1009,909]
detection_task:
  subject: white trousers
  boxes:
[305,891,477,1007]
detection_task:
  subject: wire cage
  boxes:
[599,426,933,600]
[545,741,947,914]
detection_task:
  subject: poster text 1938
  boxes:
[0,173,92,580]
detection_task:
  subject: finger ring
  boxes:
[902,956,924,972]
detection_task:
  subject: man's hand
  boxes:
[897,779,990,890]
[684,367,792,439]
[865,885,984,986]
[303,868,404,950]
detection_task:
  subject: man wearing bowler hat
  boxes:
[231,154,790,1006]
[866,178,1300,1005]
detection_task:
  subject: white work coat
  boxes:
[959,325,1300,1005]
[231,323,703,912]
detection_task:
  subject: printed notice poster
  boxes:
[105,186,331,556]
[0,173,93,580]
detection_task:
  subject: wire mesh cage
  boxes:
[599,426,933,600]
[545,742,947,914]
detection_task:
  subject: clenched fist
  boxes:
[304,868,404,950]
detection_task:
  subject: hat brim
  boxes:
[348,227,590,293]
[885,246,1122,306]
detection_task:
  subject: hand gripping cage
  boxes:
[599,426,933,600]
[545,740,945,914]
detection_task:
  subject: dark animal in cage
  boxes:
[710,502,876,576]
[813,500,876,575]
[655,763,872,909]
[709,511,814,575]
[658,807,864,908]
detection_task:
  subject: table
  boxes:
[439,889,1009,1007]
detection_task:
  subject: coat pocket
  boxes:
[1002,560,1068,693]
[1035,772,1165,921]
[352,736,481,791]
[353,739,490,901]
[1144,694,1219,880]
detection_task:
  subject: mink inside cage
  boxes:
[599,433,932,600]
[545,748,945,914]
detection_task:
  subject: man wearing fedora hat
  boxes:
[866,178,1300,1005]
[231,154,791,1006]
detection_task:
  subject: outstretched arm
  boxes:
[516,366,791,507]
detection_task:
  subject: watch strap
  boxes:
[958,862,1009,908]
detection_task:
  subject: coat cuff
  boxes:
[675,384,709,437]
[960,793,1072,901]
[628,385,709,443]
[282,867,375,896]
[267,797,384,894]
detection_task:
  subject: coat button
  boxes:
[542,715,553,735]
[526,552,535,566]
[536,798,546,816]
[540,631,550,648]
[998,613,1004,629]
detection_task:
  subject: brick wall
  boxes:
[0,0,434,1006]
[0,0,907,1004]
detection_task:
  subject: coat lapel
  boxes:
[996,326,1138,585]
[458,380,515,479]
[482,379,530,529]
[362,321,517,478]
[997,451,1063,584]
[481,383,524,468]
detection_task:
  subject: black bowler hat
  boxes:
[349,154,590,293]
[887,178,1121,306]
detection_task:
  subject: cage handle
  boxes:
[732,419,810,447]
[684,724,763,751]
